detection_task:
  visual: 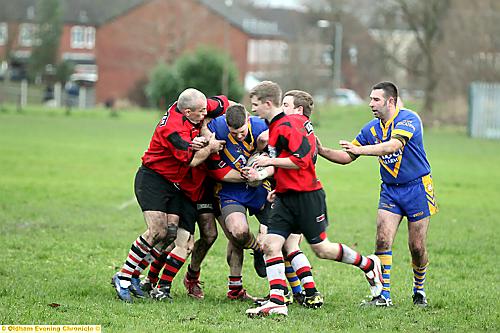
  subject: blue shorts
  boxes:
[378,174,438,222]
[218,182,269,216]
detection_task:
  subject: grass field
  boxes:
[0,104,499,332]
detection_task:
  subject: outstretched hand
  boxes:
[252,155,272,168]
[339,140,360,155]
[208,132,225,153]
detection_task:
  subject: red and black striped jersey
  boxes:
[268,113,322,193]
[141,95,229,185]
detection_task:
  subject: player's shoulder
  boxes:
[361,118,379,131]
[208,114,227,129]
[158,106,184,130]
[249,115,268,129]
[395,108,422,128]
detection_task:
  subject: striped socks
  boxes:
[284,260,302,295]
[413,262,428,295]
[266,256,288,305]
[376,250,392,299]
[288,251,317,296]
[335,243,374,273]
[118,236,152,288]
[158,253,186,288]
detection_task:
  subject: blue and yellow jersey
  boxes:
[353,108,431,185]
[208,115,268,170]
[207,115,271,212]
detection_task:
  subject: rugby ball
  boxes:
[245,151,268,187]
[246,151,268,170]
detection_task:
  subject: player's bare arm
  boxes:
[190,133,225,167]
[316,136,354,165]
[253,156,299,170]
[256,130,269,151]
[241,165,274,182]
[339,138,403,156]
[221,169,246,183]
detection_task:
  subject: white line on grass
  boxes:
[117,198,137,210]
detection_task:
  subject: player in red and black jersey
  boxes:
[244,82,384,317]
[112,88,226,303]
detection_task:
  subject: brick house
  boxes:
[0,0,285,106]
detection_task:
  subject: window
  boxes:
[71,26,95,49]
[247,39,289,65]
[0,23,7,45]
[19,23,36,47]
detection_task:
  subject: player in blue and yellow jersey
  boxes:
[207,103,270,301]
[318,81,437,307]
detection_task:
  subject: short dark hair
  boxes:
[283,90,314,118]
[372,81,398,103]
[226,104,247,129]
[249,81,282,107]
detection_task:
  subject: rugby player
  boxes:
[317,81,437,307]
[245,82,383,317]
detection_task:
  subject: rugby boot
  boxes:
[130,277,146,298]
[150,285,173,302]
[360,295,393,307]
[227,288,258,302]
[111,273,133,303]
[246,301,288,317]
[412,291,428,308]
[140,277,155,296]
[183,273,204,299]
[301,291,324,309]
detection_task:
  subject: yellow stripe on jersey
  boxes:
[422,174,438,215]
[378,145,405,178]
[380,108,400,140]
[392,129,413,140]
[352,139,361,146]
[370,126,377,138]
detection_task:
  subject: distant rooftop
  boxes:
[0,0,285,38]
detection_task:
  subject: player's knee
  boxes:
[147,221,169,244]
[231,229,249,244]
[261,240,279,257]
[201,226,218,246]
[409,242,426,259]
[203,231,218,246]
[376,238,392,251]
[312,247,329,259]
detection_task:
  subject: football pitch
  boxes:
[0,105,498,332]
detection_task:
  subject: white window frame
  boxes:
[71,25,95,49]
[85,27,95,49]
[19,23,36,47]
[0,23,7,46]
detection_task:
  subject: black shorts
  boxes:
[268,189,329,244]
[254,201,271,226]
[134,165,197,234]
[196,178,221,217]
[134,165,180,212]
[167,193,198,234]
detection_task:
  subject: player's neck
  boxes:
[268,107,282,121]
[381,107,396,125]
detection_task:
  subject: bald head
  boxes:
[177,88,207,111]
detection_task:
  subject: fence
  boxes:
[0,80,95,109]
[469,82,500,139]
